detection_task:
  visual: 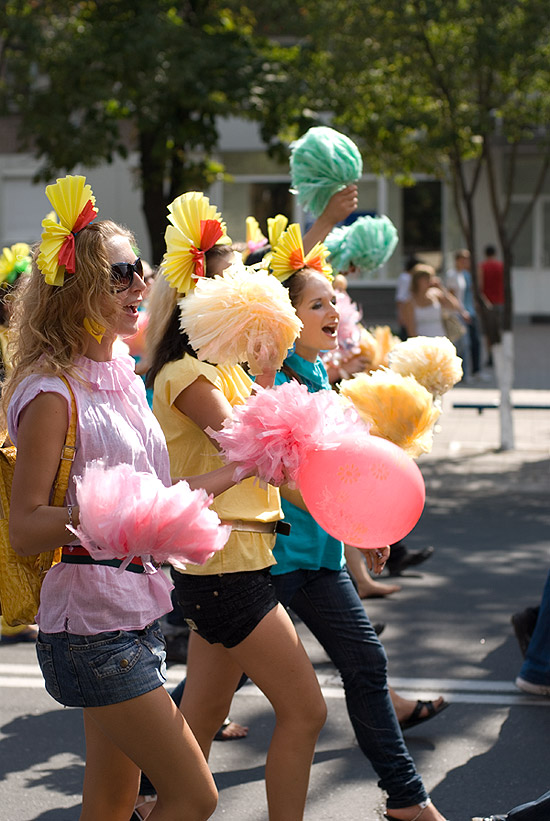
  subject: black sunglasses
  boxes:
[110,257,143,291]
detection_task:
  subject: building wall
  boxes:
[0,150,152,262]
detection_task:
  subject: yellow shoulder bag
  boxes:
[0,378,77,626]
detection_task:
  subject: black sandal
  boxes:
[399,698,449,730]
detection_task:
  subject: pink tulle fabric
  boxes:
[70,462,231,570]
[322,290,362,369]
[209,380,369,486]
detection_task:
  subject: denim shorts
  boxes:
[36,621,167,708]
[173,568,278,648]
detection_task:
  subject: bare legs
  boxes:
[81,687,217,821]
[180,604,327,821]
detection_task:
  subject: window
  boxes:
[250,183,294,232]
[402,181,441,257]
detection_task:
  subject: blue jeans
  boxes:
[519,569,550,686]
[507,789,550,820]
[271,568,428,809]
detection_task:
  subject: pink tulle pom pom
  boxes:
[335,290,362,351]
[70,462,231,568]
[209,380,369,486]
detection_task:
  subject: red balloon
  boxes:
[297,434,425,548]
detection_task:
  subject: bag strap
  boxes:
[51,376,77,506]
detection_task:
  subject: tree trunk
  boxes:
[492,330,515,451]
[138,129,170,265]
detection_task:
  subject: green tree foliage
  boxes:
[0,0,299,261]
[302,0,550,331]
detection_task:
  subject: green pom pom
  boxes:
[346,215,399,275]
[324,224,353,273]
[289,126,363,218]
[325,215,399,276]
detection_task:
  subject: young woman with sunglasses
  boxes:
[145,192,326,821]
[4,177,250,821]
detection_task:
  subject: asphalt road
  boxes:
[1,464,549,821]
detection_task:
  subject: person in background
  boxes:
[478,244,505,368]
[472,788,550,821]
[514,568,550,698]
[126,258,157,406]
[395,256,420,340]
[445,249,482,380]
[0,242,38,645]
[403,263,460,340]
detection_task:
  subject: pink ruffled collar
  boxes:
[74,353,137,391]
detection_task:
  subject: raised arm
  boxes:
[302,184,358,254]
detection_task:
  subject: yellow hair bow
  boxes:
[37,175,98,286]
[162,192,232,294]
[242,216,268,261]
[267,214,288,249]
[269,223,332,283]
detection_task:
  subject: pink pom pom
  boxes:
[209,380,369,486]
[335,290,362,352]
[71,462,230,567]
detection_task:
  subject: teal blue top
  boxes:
[271,352,345,575]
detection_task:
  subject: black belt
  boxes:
[61,545,145,574]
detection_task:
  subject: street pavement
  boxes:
[0,321,549,821]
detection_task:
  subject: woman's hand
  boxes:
[303,184,359,253]
[362,545,390,575]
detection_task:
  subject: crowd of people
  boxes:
[0,170,546,821]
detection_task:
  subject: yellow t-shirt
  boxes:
[153,356,282,575]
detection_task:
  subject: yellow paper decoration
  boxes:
[267,214,289,248]
[270,223,332,283]
[162,192,232,294]
[37,175,98,286]
[0,243,31,286]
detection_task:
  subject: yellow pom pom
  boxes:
[339,369,440,457]
[179,260,302,375]
[358,327,377,369]
[369,325,400,369]
[389,336,463,397]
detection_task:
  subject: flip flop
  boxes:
[399,698,449,731]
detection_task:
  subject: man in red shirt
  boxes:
[479,244,504,307]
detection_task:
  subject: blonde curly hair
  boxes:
[2,220,135,410]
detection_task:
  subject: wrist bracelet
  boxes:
[66,504,74,531]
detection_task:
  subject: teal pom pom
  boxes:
[325,215,399,276]
[324,224,353,273]
[289,126,363,218]
[346,215,399,275]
